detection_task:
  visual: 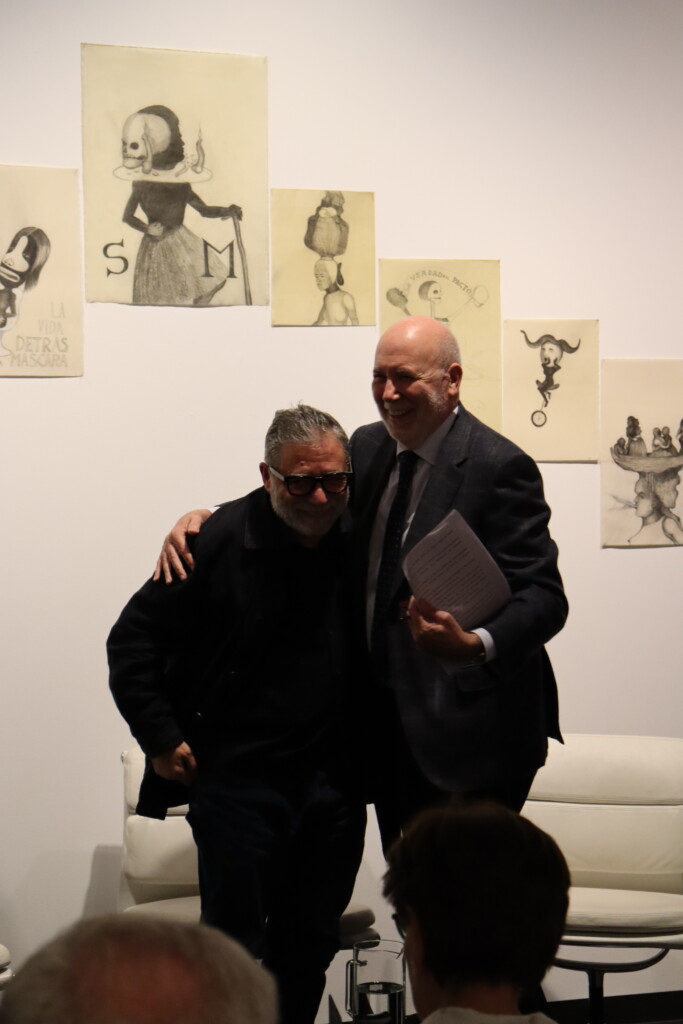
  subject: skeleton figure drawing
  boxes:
[118,105,242,306]
[0,226,51,344]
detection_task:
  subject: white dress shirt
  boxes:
[366,409,495,661]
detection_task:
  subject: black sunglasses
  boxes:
[268,466,352,496]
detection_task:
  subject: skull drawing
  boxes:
[121,113,173,174]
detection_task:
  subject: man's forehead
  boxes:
[374,331,441,370]
[373,348,439,376]
[277,436,347,470]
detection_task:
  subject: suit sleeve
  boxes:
[107,576,190,758]
[472,447,568,666]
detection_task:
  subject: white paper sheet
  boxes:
[402,510,511,630]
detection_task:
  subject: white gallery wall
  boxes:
[2,0,682,1008]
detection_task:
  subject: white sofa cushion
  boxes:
[566,887,683,937]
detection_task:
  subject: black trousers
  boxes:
[370,686,537,854]
[187,770,366,1024]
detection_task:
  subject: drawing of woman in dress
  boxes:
[117,105,241,307]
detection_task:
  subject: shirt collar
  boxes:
[396,405,459,466]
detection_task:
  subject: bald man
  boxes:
[353,316,566,848]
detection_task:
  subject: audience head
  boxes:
[0,913,278,1024]
[383,801,570,1016]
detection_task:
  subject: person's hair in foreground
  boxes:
[383,801,570,1010]
[0,913,278,1024]
[264,401,350,468]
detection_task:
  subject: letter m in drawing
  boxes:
[202,239,237,279]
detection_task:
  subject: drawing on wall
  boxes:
[304,192,357,325]
[0,165,83,378]
[503,319,599,462]
[380,259,501,430]
[271,189,375,326]
[601,360,683,547]
[0,227,51,334]
[117,105,245,306]
[522,331,581,427]
[82,44,268,308]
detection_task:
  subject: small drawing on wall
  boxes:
[271,188,375,327]
[522,331,581,428]
[0,227,51,333]
[82,43,268,308]
[380,259,501,431]
[117,105,246,306]
[503,319,598,463]
[601,360,683,547]
[0,165,83,378]
[304,191,357,325]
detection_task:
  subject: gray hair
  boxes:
[264,402,350,467]
[438,326,462,369]
[0,914,278,1024]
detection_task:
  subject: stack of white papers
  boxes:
[403,510,511,631]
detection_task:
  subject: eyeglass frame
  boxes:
[267,464,353,496]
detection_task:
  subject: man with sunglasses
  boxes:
[155,317,567,854]
[107,404,366,1024]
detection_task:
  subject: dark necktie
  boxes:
[371,449,419,657]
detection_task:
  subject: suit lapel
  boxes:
[403,408,474,558]
[352,427,395,544]
[353,411,476,609]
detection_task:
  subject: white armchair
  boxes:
[523,733,683,1024]
[120,746,378,947]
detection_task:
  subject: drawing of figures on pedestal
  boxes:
[610,419,683,545]
[0,165,82,378]
[82,44,268,308]
[380,259,501,430]
[271,188,375,327]
[503,319,599,462]
[601,360,683,547]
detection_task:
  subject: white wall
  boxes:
[2,0,683,1009]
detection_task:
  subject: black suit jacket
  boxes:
[108,488,359,817]
[350,407,567,794]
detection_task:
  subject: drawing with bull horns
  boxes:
[522,330,581,427]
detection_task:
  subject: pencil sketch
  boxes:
[116,105,246,306]
[0,164,83,378]
[601,360,683,546]
[0,227,51,350]
[271,188,375,327]
[304,191,348,258]
[521,330,581,427]
[417,280,449,322]
[82,44,269,308]
[609,415,683,545]
[304,192,357,325]
[380,259,501,430]
[502,319,598,463]
[386,287,411,317]
[311,256,358,326]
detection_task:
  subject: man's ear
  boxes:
[259,462,271,493]
[447,362,463,402]
[406,908,423,953]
